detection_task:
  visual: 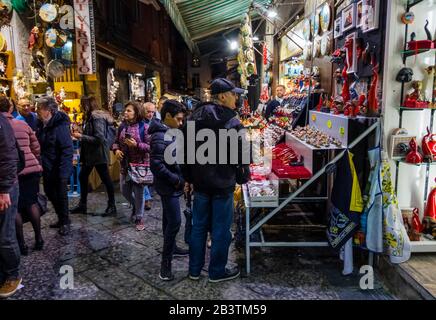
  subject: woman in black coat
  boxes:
[71,96,116,216]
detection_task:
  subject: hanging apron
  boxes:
[381,161,411,264]
[362,147,384,253]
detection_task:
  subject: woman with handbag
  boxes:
[112,101,151,231]
[0,97,44,255]
[70,96,116,217]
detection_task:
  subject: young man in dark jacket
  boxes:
[149,100,188,281]
[0,112,22,298]
[36,97,74,236]
[182,78,250,283]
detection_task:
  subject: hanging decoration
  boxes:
[108,68,120,115]
[13,70,28,99]
[238,14,257,88]
[39,3,58,23]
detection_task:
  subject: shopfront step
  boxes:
[377,255,436,300]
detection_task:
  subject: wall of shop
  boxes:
[382,1,436,214]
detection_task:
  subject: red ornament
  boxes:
[367,56,379,115]
[425,180,436,223]
[341,65,350,103]
[28,26,39,51]
[412,208,424,233]
[263,44,268,66]
[422,127,436,160]
[406,138,423,164]
[316,95,323,112]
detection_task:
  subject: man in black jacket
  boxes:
[264,85,288,120]
[0,112,22,298]
[149,100,188,281]
[182,78,250,283]
[36,97,74,236]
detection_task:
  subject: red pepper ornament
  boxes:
[263,43,268,66]
[367,55,379,115]
[412,208,424,233]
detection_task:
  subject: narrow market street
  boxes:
[12,185,394,300]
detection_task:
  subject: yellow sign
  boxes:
[327,120,332,129]
[340,127,345,136]
[312,114,317,122]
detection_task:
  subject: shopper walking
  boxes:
[16,97,38,131]
[155,95,168,121]
[0,97,44,255]
[142,102,156,211]
[0,111,21,298]
[149,100,188,281]
[70,96,116,217]
[112,101,150,231]
[182,78,249,283]
[36,97,73,236]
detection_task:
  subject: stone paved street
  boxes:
[10,186,395,300]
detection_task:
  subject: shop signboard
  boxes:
[73,0,96,75]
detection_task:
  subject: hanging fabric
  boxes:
[327,150,364,249]
[381,160,411,264]
[361,147,384,253]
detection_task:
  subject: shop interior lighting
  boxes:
[253,35,260,41]
[230,40,239,50]
[267,10,278,18]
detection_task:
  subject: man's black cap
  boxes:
[210,78,245,95]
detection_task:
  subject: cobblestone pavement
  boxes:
[10,187,395,300]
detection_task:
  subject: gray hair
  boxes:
[36,97,59,114]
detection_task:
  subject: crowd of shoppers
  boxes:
[0,77,248,298]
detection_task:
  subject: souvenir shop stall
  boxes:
[237,0,390,275]
[383,0,436,253]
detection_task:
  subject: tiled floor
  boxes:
[10,187,395,300]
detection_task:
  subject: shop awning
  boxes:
[159,0,272,54]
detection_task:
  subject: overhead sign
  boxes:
[73,0,96,75]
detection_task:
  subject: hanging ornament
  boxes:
[263,43,268,66]
[39,3,58,23]
[401,12,415,25]
[367,55,379,115]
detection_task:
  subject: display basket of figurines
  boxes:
[247,174,279,208]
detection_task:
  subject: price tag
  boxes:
[327,120,332,129]
[312,114,317,122]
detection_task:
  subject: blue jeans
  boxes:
[143,186,152,201]
[0,182,20,282]
[189,192,234,279]
[161,195,181,261]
